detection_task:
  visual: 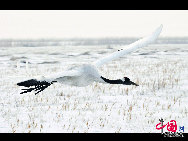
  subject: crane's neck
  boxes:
[100,76,139,86]
[100,76,123,84]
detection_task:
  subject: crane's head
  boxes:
[122,77,139,86]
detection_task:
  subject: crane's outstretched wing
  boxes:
[17,69,81,95]
[93,24,163,67]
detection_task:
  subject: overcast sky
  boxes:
[0,10,188,39]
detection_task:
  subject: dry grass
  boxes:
[0,44,187,133]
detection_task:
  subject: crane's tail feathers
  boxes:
[17,79,41,87]
[17,79,56,95]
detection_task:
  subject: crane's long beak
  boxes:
[130,81,139,86]
[123,79,139,86]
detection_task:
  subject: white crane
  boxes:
[17,25,163,95]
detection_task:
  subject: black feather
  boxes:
[17,79,39,87]
[17,79,56,95]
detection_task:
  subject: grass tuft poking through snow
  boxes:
[0,44,188,133]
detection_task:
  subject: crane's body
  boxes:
[53,64,103,87]
[17,25,163,95]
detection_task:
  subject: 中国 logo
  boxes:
[156,118,184,137]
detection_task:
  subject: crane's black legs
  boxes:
[17,79,57,95]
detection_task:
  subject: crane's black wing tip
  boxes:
[17,79,38,87]
[17,79,53,95]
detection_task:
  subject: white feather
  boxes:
[35,25,163,86]
[93,24,163,67]
[18,25,163,93]
[35,64,102,86]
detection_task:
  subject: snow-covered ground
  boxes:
[0,43,187,133]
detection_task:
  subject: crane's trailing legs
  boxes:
[17,79,57,95]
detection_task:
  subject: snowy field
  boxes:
[0,42,188,133]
